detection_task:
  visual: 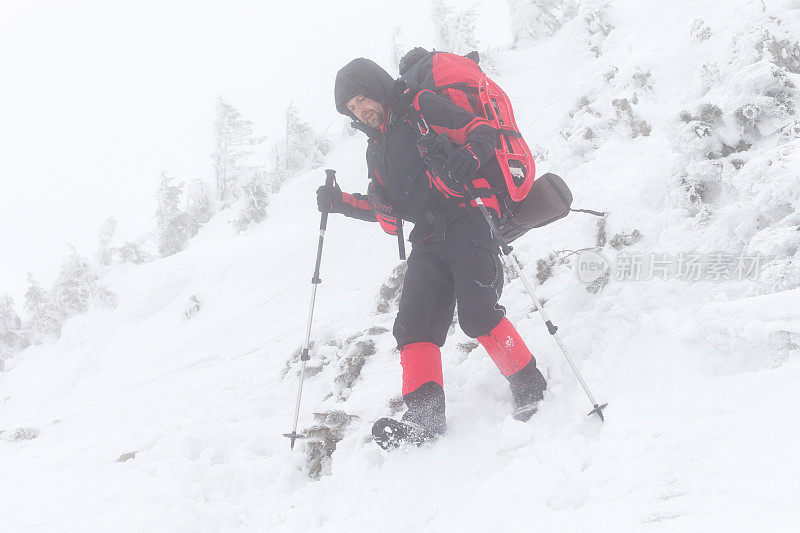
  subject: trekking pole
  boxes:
[283,169,337,449]
[464,180,607,420]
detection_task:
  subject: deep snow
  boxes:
[3,0,800,531]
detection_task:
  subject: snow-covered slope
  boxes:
[3,1,800,530]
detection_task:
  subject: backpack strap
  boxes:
[396,81,429,136]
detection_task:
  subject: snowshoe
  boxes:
[512,401,540,422]
[371,417,439,450]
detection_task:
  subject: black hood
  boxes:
[334,58,396,119]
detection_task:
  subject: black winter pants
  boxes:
[393,213,506,348]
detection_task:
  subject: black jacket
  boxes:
[334,58,500,242]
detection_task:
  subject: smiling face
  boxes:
[347,94,387,128]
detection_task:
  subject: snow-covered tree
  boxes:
[156,173,197,257]
[236,172,269,231]
[52,249,118,316]
[431,0,479,54]
[268,104,331,194]
[186,179,215,226]
[212,97,265,207]
[0,294,27,366]
[267,145,287,194]
[285,103,331,174]
[117,241,152,264]
[507,0,580,46]
[96,216,118,266]
[0,294,20,334]
[449,5,479,54]
[390,26,405,69]
[23,273,64,343]
[23,274,46,318]
[431,0,454,49]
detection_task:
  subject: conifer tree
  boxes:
[96,217,118,266]
[186,179,214,226]
[431,0,479,54]
[507,0,579,45]
[52,248,118,316]
[0,294,26,364]
[390,26,405,69]
[212,97,265,207]
[267,145,287,194]
[23,274,46,318]
[236,172,269,231]
[118,242,152,264]
[156,173,196,257]
[23,273,64,343]
[269,104,331,194]
[431,0,454,49]
[285,103,329,173]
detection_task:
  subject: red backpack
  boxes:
[399,49,603,242]
[399,49,535,203]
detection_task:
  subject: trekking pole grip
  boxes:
[321,169,336,231]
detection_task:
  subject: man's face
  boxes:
[347,94,386,128]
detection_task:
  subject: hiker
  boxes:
[317,55,547,443]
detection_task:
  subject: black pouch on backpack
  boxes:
[499,173,573,243]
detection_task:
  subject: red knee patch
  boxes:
[400,342,443,395]
[478,318,533,376]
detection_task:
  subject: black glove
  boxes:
[316,182,345,213]
[444,146,480,183]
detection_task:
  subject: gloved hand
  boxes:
[444,145,480,183]
[316,182,346,213]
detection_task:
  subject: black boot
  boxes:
[402,381,447,436]
[372,382,447,450]
[507,359,547,421]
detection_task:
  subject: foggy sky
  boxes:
[0,0,510,302]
